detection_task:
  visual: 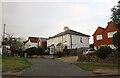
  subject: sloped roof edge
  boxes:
[49,29,90,39]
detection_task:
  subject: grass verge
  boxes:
[2,55,31,73]
[74,63,118,71]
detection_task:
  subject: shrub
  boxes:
[25,47,45,56]
[25,47,37,56]
[96,46,113,59]
[36,47,45,55]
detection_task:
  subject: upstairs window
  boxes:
[107,31,117,38]
[96,35,103,40]
[80,37,83,43]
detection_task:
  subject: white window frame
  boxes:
[96,35,103,40]
[50,47,54,54]
[107,31,117,38]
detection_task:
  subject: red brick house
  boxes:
[93,21,118,50]
[23,37,47,49]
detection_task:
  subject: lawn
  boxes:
[2,55,31,72]
[0,55,2,74]
[74,63,118,71]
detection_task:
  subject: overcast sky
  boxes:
[1,0,118,44]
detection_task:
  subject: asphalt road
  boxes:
[20,58,92,76]
[2,58,120,78]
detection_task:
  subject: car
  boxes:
[83,49,94,55]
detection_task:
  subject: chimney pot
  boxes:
[64,27,69,32]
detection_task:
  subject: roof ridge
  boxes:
[49,29,90,39]
[98,26,105,30]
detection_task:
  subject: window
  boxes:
[80,37,82,43]
[107,31,117,38]
[64,37,67,43]
[96,35,103,40]
[50,47,54,54]
[63,35,67,43]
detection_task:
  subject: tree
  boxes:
[111,1,120,51]
[111,0,120,52]
[111,1,120,30]
[10,39,23,53]
[111,1,120,71]
[113,32,120,51]
[2,35,23,55]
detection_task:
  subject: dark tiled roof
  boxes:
[49,29,90,39]
[23,40,29,44]
[48,44,54,47]
[98,26,105,30]
[56,43,62,46]
[40,38,47,42]
[92,27,105,36]
[29,37,39,43]
[24,37,47,43]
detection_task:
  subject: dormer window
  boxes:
[96,35,103,40]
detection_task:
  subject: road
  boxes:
[2,58,120,78]
[20,58,92,76]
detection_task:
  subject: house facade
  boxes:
[93,21,118,50]
[47,27,90,54]
[23,37,47,50]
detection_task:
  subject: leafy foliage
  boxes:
[2,38,9,45]
[96,46,113,59]
[111,1,120,30]
[36,47,45,55]
[113,31,120,51]
[25,47,45,56]
[2,35,24,55]
[25,47,37,56]
[111,1,120,51]
[10,39,23,53]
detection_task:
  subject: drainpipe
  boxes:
[70,34,72,49]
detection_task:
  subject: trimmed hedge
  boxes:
[25,47,45,56]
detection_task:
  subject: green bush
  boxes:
[25,47,45,56]
[25,47,37,56]
[36,47,45,55]
[96,46,113,59]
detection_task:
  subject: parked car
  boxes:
[83,49,94,55]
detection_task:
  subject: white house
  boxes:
[23,37,38,50]
[47,27,90,54]
[23,37,47,50]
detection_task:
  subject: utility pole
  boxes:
[2,24,6,54]
[3,24,5,40]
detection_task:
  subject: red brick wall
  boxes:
[93,21,118,47]
[93,27,105,46]
[103,22,118,45]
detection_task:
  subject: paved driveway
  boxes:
[20,58,92,76]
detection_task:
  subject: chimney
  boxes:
[64,27,69,32]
